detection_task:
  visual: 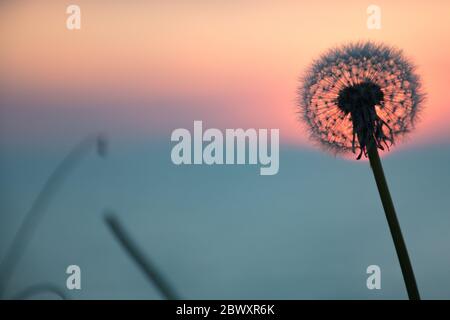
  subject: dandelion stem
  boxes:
[367,144,420,300]
[104,212,179,300]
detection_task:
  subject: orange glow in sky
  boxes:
[1,1,449,150]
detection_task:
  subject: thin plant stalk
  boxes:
[0,134,106,297]
[367,144,420,300]
[104,212,179,300]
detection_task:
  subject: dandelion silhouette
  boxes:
[298,42,424,300]
[299,42,423,159]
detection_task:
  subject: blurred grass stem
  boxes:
[104,212,179,300]
[0,134,106,297]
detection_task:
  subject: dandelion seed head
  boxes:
[298,41,424,159]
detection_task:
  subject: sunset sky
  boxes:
[1,0,449,150]
[1,1,450,300]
